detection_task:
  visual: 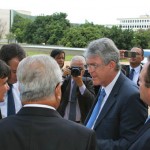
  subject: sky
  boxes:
[1,0,150,25]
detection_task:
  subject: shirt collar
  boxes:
[130,65,141,73]
[23,104,56,110]
[103,71,121,96]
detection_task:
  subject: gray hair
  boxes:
[84,38,121,71]
[70,55,86,66]
[17,55,62,102]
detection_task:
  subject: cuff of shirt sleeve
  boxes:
[79,84,86,95]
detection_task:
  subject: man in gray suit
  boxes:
[0,55,96,150]
[84,38,147,150]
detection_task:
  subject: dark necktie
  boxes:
[7,84,15,116]
[129,68,135,80]
[86,89,106,129]
[69,80,77,121]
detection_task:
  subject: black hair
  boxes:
[0,60,10,78]
[0,43,26,64]
[50,49,65,58]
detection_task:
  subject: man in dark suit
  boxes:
[0,60,10,119]
[58,55,95,123]
[121,47,144,85]
[0,55,96,150]
[128,57,150,150]
[84,38,148,150]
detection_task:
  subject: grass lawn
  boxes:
[26,50,129,63]
[26,50,74,61]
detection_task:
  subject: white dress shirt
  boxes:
[130,65,141,85]
[91,71,121,129]
[23,104,56,110]
[0,82,22,118]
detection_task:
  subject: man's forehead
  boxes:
[131,48,141,52]
[86,55,102,61]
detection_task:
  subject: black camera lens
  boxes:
[70,67,81,77]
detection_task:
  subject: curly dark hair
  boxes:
[0,43,26,64]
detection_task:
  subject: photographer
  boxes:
[121,47,144,85]
[57,55,95,123]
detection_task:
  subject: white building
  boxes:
[0,9,32,42]
[117,15,150,31]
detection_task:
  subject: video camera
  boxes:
[70,66,82,77]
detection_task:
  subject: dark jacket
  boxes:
[84,72,148,150]
[0,107,96,150]
[58,76,95,123]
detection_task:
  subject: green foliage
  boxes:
[11,15,32,43]
[11,12,150,49]
[24,12,70,45]
[132,29,150,48]
[102,26,134,49]
[59,23,105,47]
[26,50,73,61]
[5,32,16,43]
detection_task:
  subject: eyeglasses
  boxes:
[86,63,104,70]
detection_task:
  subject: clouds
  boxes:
[1,0,150,24]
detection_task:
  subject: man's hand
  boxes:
[73,76,83,87]
[62,66,71,77]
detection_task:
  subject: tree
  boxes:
[11,15,32,43]
[5,32,16,43]
[0,19,6,39]
[132,29,149,49]
[59,23,105,47]
[102,26,134,49]
[25,12,70,44]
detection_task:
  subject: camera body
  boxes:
[70,66,82,77]
[124,51,136,58]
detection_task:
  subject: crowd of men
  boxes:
[0,38,150,150]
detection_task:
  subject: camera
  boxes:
[70,67,82,77]
[124,51,136,58]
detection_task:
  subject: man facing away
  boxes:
[0,43,26,118]
[0,55,96,150]
[84,38,147,150]
[128,57,150,150]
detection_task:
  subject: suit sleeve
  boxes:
[82,78,95,108]
[86,130,96,150]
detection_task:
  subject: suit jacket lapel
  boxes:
[65,79,71,100]
[94,73,125,129]
[129,119,150,146]
[84,90,100,125]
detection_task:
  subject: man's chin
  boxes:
[93,80,100,86]
[0,98,4,102]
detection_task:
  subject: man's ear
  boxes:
[55,83,62,105]
[108,61,116,69]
